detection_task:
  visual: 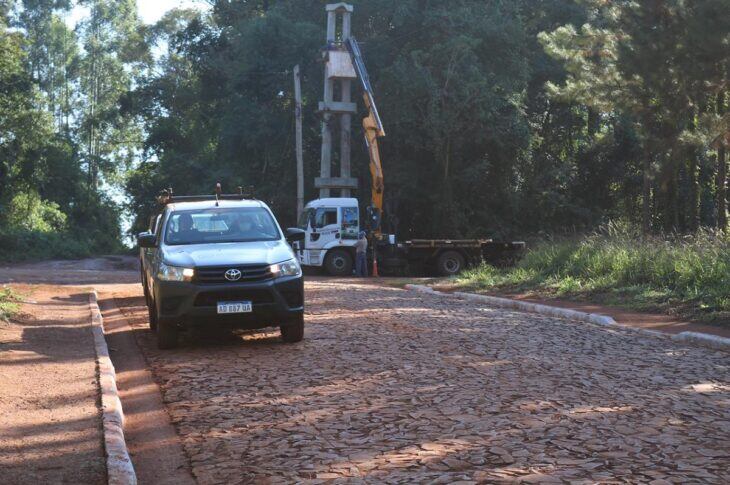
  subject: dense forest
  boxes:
[1,0,728,260]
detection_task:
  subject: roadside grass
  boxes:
[0,229,125,263]
[450,226,730,326]
[0,286,21,322]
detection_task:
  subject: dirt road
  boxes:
[2,258,729,484]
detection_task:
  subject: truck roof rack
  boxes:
[156,183,256,205]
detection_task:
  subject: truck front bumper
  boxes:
[153,275,304,329]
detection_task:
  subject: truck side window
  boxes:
[341,207,359,239]
[315,208,338,228]
[298,209,313,229]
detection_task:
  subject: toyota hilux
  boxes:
[138,190,306,349]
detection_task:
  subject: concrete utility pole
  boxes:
[316,2,358,199]
[293,64,304,219]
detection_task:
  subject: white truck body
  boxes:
[294,198,360,270]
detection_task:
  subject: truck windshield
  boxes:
[165,207,281,245]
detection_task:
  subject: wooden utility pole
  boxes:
[293,64,304,219]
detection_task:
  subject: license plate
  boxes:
[217,301,252,314]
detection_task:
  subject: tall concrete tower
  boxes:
[316,2,358,198]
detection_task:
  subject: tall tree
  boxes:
[76,0,148,188]
[540,0,729,233]
[12,1,77,127]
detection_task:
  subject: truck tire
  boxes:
[436,250,466,276]
[280,315,304,343]
[324,249,353,276]
[141,267,150,300]
[147,301,158,332]
[156,320,179,349]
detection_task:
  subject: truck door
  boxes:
[298,207,338,267]
[312,207,339,247]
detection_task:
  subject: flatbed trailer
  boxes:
[375,238,525,276]
[292,198,525,277]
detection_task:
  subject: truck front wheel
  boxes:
[147,300,158,332]
[436,250,466,276]
[324,249,353,276]
[280,315,305,343]
[156,319,179,349]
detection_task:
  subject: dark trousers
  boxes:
[356,252,368,277]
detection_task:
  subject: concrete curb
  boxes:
[89,291,137,485]
[404,284,617,327]
[404,284,730,351]
[671,331,730,351]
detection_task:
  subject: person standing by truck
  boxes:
[355,231,368,277]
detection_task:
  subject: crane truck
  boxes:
[290,38,524,277]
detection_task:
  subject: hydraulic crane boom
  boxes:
[345,37,386,236]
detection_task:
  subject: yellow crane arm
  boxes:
[346,37,387,237]
[363,93,385,231]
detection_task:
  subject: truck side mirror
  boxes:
[137,232,157,248]
[285,227,306,243]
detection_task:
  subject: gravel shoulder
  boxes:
[0,256,181,485]
[0,284,106,484]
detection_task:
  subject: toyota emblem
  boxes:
[224,268,242,281]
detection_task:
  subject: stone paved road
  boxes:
[113,279,730,484]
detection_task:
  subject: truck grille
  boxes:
[194,264,273,284]
[194,289,274,307]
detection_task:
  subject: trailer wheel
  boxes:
[436,250,465,276]
[324,249,354,276]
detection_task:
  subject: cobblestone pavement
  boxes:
[114,279,730,484]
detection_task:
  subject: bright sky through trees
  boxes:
[66,0,208,27]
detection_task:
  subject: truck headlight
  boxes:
[270,259,301,278]
[158,262,194,282]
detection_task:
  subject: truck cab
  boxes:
[293,198,361,276]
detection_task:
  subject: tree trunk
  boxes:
[719,144,727,231]
[687,107,700,231]
[587,108,600,137]
[669,166,679,232]
[642,154,652,234]
[687,152,700,231]
[718,92,727,231]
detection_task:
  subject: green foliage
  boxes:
[5,191,67,232]
[458,225,730,321]
[126,0,590,238]
[0,1,143,261]
[3,0,728,264]
[127,0,726,241]
[540,0,730,232]
[0,228,92,261]
[0,286,21,322]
